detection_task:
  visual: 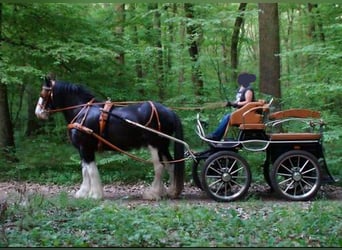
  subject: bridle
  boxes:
[38,85,54,113]
[37,81,94,115]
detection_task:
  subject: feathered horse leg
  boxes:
[75,160,103,200]
[142,146,167,200]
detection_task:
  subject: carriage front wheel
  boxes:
[270,150,321,201]
[201,151,251,202]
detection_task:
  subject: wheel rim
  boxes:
[274,153,321,200]
[203,152,251,201]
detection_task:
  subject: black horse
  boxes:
[35,76,185,200]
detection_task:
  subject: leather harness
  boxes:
[97,100,114,150]
[68,100,161,151]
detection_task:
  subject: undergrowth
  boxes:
[0,192,341,247]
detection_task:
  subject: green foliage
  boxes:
[1,3,341,187]
[1,193,341,247]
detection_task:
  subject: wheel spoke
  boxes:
[228,159,238,172]
[301,166,316,175]
[279,163,292,174]
[214,181,224,195]
[234,175,248,179]
[303,175,318,180]
[278,176,293,186]
[208,165,222,175]
[208,178,221,188]
[230,178,243,187]
[299,159,310,172]
[277,172,292,177]
[300,178,314,188]
[289,158,296,168]
[206,174,221,178]
[221,158,230,172]
[230,166,243,175]
[224,182,229,196]
[283,180,295,193]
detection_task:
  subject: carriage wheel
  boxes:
[192,159,205,190]
[270,150,321,201]
[201,151,251,202]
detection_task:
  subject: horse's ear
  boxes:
[44,72,56,86]
[43,76,51,87]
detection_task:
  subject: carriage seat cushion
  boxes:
[239,124,266,130]
[269,133,321,141]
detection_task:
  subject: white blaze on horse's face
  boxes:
[35,97,49,120]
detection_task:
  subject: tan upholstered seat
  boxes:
[222,100,268,137]
[269,133,321,141]
[269,109,321,120]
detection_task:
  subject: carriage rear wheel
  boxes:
[270,150,321,201]
[201,151,251,202]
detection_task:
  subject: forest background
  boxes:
[0,2,342,247]
[0,2,341,185]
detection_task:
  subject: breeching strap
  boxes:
[67,100,188,164]
[67,122,187,164]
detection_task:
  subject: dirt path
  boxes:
[0,181,341,206]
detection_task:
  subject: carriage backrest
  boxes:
[229,100,267,127]
[267,108,322,136]
[268,109,321,120]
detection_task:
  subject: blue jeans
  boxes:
[210,114,231,140]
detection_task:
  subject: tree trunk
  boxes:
[258,3,281,101]
[0,3,16,157]
[114,4,125,77]
[0,84,15,149]
[307,3,325,42]
[178,14,186,87]
[184,3,203,98]
[150,3,165,100]
[25,83,43,136]
[130,4,144,95]
[231,3,247,82]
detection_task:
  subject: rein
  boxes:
[68,122,189,164]
[46,101,145,114]
[58,100,189,164]
[46,100,225,114]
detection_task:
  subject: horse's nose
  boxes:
[35,97,49,120]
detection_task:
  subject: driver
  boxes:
[206,72,256,141]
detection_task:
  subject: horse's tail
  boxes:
[173,112,185,196]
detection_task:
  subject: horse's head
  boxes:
[35,76,55,120]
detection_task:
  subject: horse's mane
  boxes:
[54,81,95,101]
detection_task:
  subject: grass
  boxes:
[1,192,341,247]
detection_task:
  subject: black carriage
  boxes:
[192,99,337,202]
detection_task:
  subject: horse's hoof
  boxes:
[167,188,181,199]
[142,191,161,201]
[75,190,88,198]
[142,189,166,201]
[89,190,104,200]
